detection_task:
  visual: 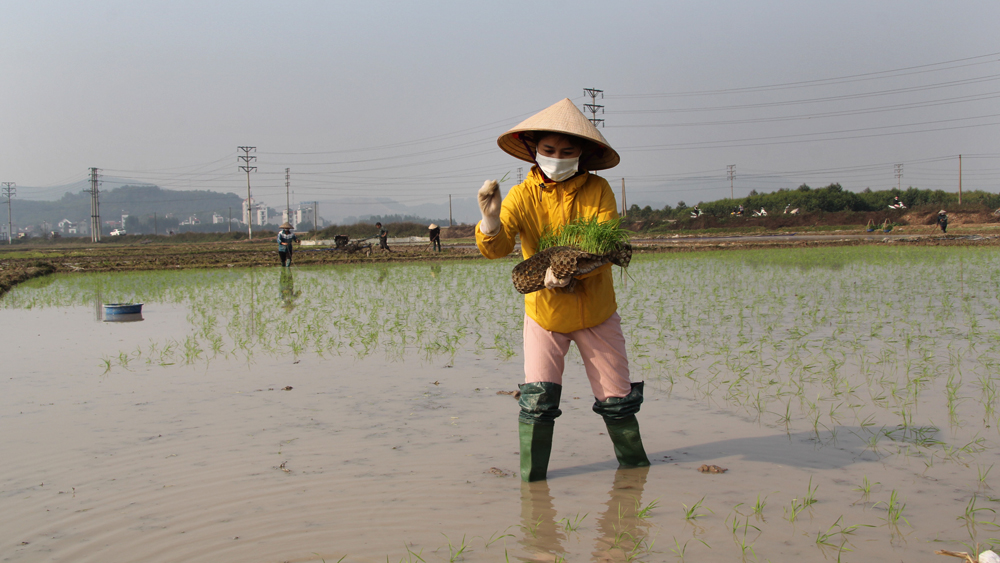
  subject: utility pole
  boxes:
[727,165,736,199]
[153,212,157,236]
[1,182,14,244]
[313,201,318,235]
[238,146,257,240]
[228,207,232,233]
[959,154,963,205]
[895,163,903,191]
[448,195,453,227]
[89,168,101,242]
[621,178,627,216]
[285,168,291,224]
[583,88,604,127]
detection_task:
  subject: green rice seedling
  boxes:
[610,525,634,549]
[683,497,711,521]
[878,489,909,530]
[481,528,514,548]
[729,514,759,561]
[537,216,631,255]
[959,494,997,535]
[558,512,588,532]
[751,493,768,521]
[803,476,819,507]
[853,476,878,504]
[439,534,470,563]
[981,464,995,491]
[635,498,660,520]
[520,516,542,538]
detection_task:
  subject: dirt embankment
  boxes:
[0,262,56,298]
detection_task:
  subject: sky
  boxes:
[2,0,999,219]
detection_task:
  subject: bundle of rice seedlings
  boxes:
[537,216,631,255]
[512,216,632,294]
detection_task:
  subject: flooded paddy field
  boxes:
[3,246,1000,562]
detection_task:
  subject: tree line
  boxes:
[623,184,1000,222]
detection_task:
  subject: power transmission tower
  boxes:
[895,163,903,191]
[89,168,102,242]
[285,168,291,225]
[2,182,14,244]
[238,146,257,239]
[583,88,604,127]
[727,165,736,199]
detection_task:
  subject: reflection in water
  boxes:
[93,285,102,322]
[594,467,651,560]
[430,263,441,278]
[518,469,653,561]
[377,266,389,283]
[519,481,565,559]
[279,269,301,311]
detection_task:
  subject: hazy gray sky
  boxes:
[3,0,999,212]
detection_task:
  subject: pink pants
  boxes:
[523,312,633,402]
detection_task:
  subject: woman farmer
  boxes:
[277,222,299,267]
[428,223,442,252]
[476,98,650,482]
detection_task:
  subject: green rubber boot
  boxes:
[519,421,555,482]
[517,382,562,482]
[605,415,651,468]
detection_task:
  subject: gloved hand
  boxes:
[544,267,572,289]
[478,179,501,236]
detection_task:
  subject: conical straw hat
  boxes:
[280,222,293,229]
[428,223,438,230]
[497,98,620,170]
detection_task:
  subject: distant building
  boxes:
[242,198,255,225]
[57,219,78,234]
[256,205,268,226]
[212,213,225,224]
[179,216,201,226]
[295,205,316,227]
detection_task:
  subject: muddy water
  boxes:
[3,250,1000,562]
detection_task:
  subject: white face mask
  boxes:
[535,153,580,182]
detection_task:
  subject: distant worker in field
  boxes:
[375,222,390,251]
[476,98,650,482]
[428,223,442,252]
[937,210,948,233]
[277,222,299,267]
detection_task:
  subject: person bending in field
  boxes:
[428,223,442,252]
[476,98,650,482]
[937,210,948,233]
[277,222,299,267]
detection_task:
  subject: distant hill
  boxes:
[11,184,246,230]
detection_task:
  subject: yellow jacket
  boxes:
[476,166,619,333]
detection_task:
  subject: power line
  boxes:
[609,51,1000,99]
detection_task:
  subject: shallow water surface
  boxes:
[3,248,1000,562]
